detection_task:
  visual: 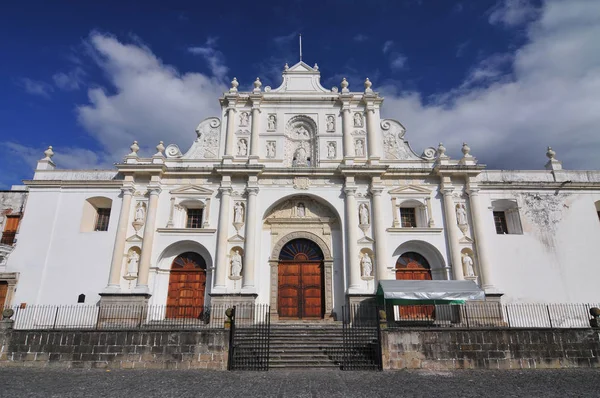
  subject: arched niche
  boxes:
[392,240,448,280]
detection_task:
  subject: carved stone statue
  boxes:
[297,203,306,217]
[295,125,310,138]
[456,204,468,225]
[134,203,145,222]
[355,139,365,157]
[359,203,369,225]
[266,141,276,158]
[268,115,277,130]
[234,202,244,224]
[327,142,336,158]
[354,112,363,127]
[231,250,242,277]
[127,251,140,276]
[462,253,475,277]
[326,115,335,131]
[240,112,249,127]
[361,253,373,277]
[295,144,309,166]
[237,139,248,156]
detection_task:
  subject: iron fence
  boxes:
[384,302,600,329]
[340,304,382,371]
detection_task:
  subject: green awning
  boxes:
[377,280,485,305]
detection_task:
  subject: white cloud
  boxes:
[489,0,539,27]
[353,34,368,42]
[52,67,85,91]
[389,53,407,70]
[19,78,53,98]
[382,40,394,54]
[75,32,227,160]
[273,32,298,46]
[380,0,600,170]
[187,37,228,80]
[4,142,112,171]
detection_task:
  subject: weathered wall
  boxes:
[382,328,600,370]
[0,329,228,370]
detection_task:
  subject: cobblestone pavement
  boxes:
[0,368,599,398]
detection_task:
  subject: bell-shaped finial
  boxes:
[546,146,556,160]
[156,141,165,155]
[341,77,349,93]
[129,141,139,156]
[253,77,262,92]
[364,78,373,92]
[461,142,471,157]
[437,142,447,158]
[43,146,54,160]
[313,63,319,71]
[284,63,289,70]
[230,77,239,93]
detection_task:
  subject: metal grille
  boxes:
[228,304,271,371]
[95,208,111,231]
[493,211,508,234]
[399,207,417,227]
[186,209,203,228]
[341,304,382,371]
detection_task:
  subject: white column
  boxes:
[441,185,464,281]
[467,185,495,291]
[106,187,134,290]
[342,108,354,162]
[224,107,236,157]
[249,105,260,163]
[370,186,389,281]
[365,108,381,162]
[214,187,232,289]
[344,186,361,291]
[242,187,259,290]
[136,187,161,291]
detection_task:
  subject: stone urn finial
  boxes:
[129,141,139,156]
[364,78,372,92]
[253,77,262,92]
[462,142,471,157]
[284,63,289,70]
[43,146,54,160]
[546,146,556,160]
[437,142,447,158]
[313,63,319,70]
[341,77,349,93]
[156,141,165,155]
[230,77,239,93]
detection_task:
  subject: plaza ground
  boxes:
[0,368,598,397]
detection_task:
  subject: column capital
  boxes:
[344,187,357,196]
[219,187,233,195]
[246,187,259,196]
[121,186,135,196]
[225,107,237,114]
[147,186,162,196]
[369,186,384,196]
[441,187,454,196]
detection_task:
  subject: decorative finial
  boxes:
[129,141,139,156]
[313,63,319,71]
[461,142,471,157]
[545,146,562,170]
[156,141,165,155]
[364,78,372,93]
[546,146,556,160]
[284,63,289,70]
[437,142,447,157]
[43,146,54,160]
[341,78,349,93]
[230,77,239,93]
[253,77,262,92]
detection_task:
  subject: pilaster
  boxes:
[135,186,161,292]
[213,185,232,291]
[105,186,135,292]
[440,179,464,281]
[344,182,361,292]
[242,186,259,291]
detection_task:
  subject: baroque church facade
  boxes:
[3,62,600,319]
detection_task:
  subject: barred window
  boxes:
[493,211,509,234]
[400,207,417,228]
[491,199,522,235]
[186,209,204,229]
[95,208,111,231]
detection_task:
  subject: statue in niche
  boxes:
[326,115,335,132]
[327,142,336,158]
[359,203,370,225]
[354,112,363,127]
[361,253,373,277]
[297,202,306,217]
[126,251,140,276]
[240,112,249,127]
[355,139,365,157]
[134,202,146,222]
[295,125,310,139]
[234,202,244,224]
[456,204,468,225]
[266,141,276,158]
[268,115,277,130]
[237,139,248,156]
[231,250,242,277]
[294,144,309,166]
[462,253,475,277]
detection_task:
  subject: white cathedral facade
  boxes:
[3,61,600,320]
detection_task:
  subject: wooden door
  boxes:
[278,261,324,319]
[0,282,7,309]
[395,252,434,320]
[166,252,206,319]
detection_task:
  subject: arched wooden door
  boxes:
[395,252,434,320]
[166,252,207,319]
[278,239,324,319]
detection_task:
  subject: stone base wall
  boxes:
[0,329,228,370]
[382,328,600,370]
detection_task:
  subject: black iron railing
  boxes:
[341,304,382,371]
[228,304,270,371]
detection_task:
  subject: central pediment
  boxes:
[271,61,330,94]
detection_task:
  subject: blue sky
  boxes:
[1,0,599,188]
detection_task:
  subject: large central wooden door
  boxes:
[278,239,324,319]
[166,252,207,319]
[395,252,434,320]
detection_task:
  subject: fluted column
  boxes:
[344,186,361,291]
[441,185,464,281]
[370,186,389,281]
[467,185,495,291]
[242,187,259,290]
[136,187,161,291]
[365,108,381,162]
[342,108,354,162]
[249,105,260,163]
[214,187,232,289]
[105,186,134,290]
[224,107,236,157]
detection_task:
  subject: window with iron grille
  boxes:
[95,208,111,231]
[493,211,509,234]
[186,209,203,229]
[400,207,417,228]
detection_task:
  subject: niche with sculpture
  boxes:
[229,246,244,280]
[124,246,141,280]
[359,249,374,280]
[460,248,477,281]
[283,115,318,167]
